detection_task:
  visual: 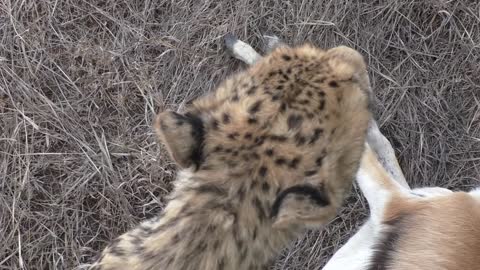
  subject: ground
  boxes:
[0,1,479,269]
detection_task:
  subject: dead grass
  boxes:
[0,0,479,269]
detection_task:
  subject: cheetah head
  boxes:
[155,44,371,229]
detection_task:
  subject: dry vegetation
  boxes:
[1,0,479,269]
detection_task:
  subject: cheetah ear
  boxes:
[154,111,204,168]
[326,46,367,80]
[270,184,335,229]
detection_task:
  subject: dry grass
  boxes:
[1,0,479,269]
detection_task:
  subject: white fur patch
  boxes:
[323,220,377,270]
[355,169,392,224]
[411,187,452,197]
[469,188,480,199]
[176,168,195,188]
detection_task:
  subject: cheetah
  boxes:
[90,34,372,270]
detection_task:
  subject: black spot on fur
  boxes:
[249,100,263,114]
[287,114,303,130]
[207,224,217,234]
[254,136,266,146]
[318,99,325,111]
[110,244,126,257]
[264,148,274,156]
[244,132,253,140]
[304,170,317,177]
[279,102,287,112]
[316,156,324,166]
[271,94,281,101]
[251,152,260,159]
[253,197,266,221]
[295,134,307,146]
[195,184,227,196]
[238,186,246,201]
[270,135,288,142]
[247,117,257,124]
[211,119,219,130]
[276,85,284,90]
[252,227,258,240]
[228,132,239,140]
[282,54,292,61]
[307,112,315,119]
[307,91,313,97]
[259,166,268,177]
[289,157,301,169]
[275,158,287,166]
[261,182,270,192]
[171,233,181,244]
[218,257,226,270]
[247,87,257,95]
[239,245,248,263]
[270,184,330,218]
[299,99,310,105]
[213,240,220,251]
[367,216,405,270]
[329,81,339,87]
[130,234,144,247]
[222,113,231,124]
[231,94,239,102]
[310,128,324,144]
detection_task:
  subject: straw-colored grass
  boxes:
[1,1,479,269]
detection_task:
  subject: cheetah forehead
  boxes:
[188,44,370,169]
[200,45,366,115]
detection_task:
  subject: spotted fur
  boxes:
[91,44,371,270]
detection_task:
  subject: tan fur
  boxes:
[382,193,480,270]
[360,146,404,194]
[358,147,480,270]
[91,44,371,270]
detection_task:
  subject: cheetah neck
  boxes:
[138,168,305,269]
